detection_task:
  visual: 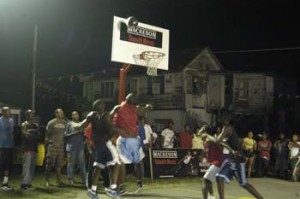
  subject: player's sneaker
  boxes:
[57,181,65,187]
[118,184,129,196]
[45,180,50,187]
[1,183,13,191]
[135,180,143,193]
[208,195,216,199]
[87,189,99,199]
[21,184,34,191]
[106,188,121,198]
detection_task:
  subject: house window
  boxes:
[238,81,250,100]
[152,76,164,94]
[147,76,152,95]
[192,76,200,94]
[126,79,138,94]
[100,82,114,98]
[192,76,206,95]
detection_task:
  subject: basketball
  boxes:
[127,16,138,27]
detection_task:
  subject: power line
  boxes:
[170,46,300,54]
[213,47,300,54]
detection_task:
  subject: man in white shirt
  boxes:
[144,122,153,149]
[161,121,176,149]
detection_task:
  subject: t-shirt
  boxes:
[178,132,192,149]
[161,128,175,149]
[22,121,39,152]
[0,116,14,148]
[290,142,300,159]
[223,125,245,163]
[138,124,146,148]
[205,141,224,167]
[46,118,67,146]
[84,124,94,147]
[192,134,204,149]
[143,124,153,145]
[258,140,272,159]
[243,137,256,151]
[91,112,113,147]
[65,121,85,152]
[113,101,138,138]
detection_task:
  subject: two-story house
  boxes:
[82,47,274,134]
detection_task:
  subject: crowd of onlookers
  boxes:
[152,120,300,182]
[1,104,299,194]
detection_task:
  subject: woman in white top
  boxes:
[288,134,300,181]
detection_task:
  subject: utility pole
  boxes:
[31,24,38,111]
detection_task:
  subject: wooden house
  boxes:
[82,47,274,133]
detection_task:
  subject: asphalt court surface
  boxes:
[78,177,300,199]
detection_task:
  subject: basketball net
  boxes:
[133,51,165,76]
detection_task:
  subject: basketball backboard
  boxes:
[111,16,169,71]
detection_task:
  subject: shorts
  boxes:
[0,148,13,173]
[216,159,248,186]
[46,144,65,168]
[94,140,121,169]
[203,165,221,182]
[117,136,145,164]
[244,150,254,158]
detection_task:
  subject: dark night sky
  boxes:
[0,0,299,110]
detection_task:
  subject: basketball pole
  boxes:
[118,63,132,103]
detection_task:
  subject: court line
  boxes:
[169,187,255,199]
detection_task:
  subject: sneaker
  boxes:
[45,180,50,187]
[135,181,143,193]
[28,184,35,190]
[118,184,129,196]
[68,180,74,185]
[1,183,13,191]
[87,189,99,199]
[119,188,129,196]
[21,184,34,191]
[21,184,29,191]
[208,195,216,199]
[106,188,121,198]
[57,181,65,187]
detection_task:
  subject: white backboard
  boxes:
[111,16,169,70]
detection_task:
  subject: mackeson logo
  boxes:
[127,26,157,40]
[152,150,178,159]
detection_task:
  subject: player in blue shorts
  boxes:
[79,99,130,199]
[201,112,264,199]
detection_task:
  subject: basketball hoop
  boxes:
[133,51,165,76]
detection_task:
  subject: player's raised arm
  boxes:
[110,105,121,117]
[78,111,97,129]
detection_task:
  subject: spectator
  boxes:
[143,119,153,150]
[242,131,256,178]
[161,121,176,149]
[273,133,289,179]
[20,109,39,190]
[288,134,300,181]
[192,127,204,149]
[256,132,272,177]
[64,111,86,185]
[178,124,192,149]
[45,108,67,187]
[151,125,158,148]
[0,107,14,191]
